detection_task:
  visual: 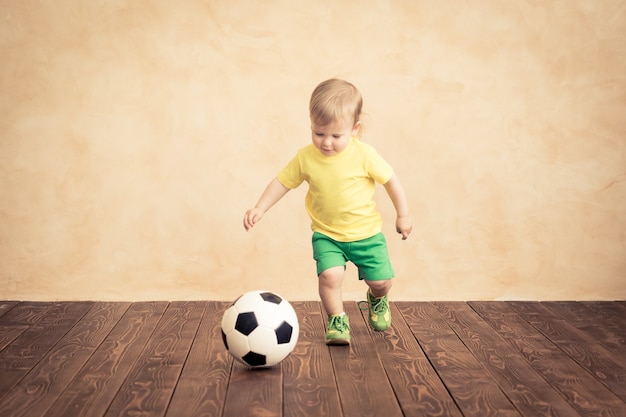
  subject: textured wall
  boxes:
[1,0,625,301]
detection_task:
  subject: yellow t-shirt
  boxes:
[277,137,393,242]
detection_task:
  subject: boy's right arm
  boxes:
[243,178,290,231]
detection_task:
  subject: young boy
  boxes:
[243,79,412,345]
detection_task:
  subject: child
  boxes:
[243,79,412,345]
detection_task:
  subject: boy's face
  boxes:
[310,117,360,157]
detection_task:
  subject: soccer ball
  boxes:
[221,290,299,368]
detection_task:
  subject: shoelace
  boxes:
[358,296,388,314]
[371,296,388,314]
[328,315,349,331]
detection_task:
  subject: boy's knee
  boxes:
[365,279,392,293]
[318,266,344,285]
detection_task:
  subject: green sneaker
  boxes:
[360,291,391,331]
[326,313,350,345]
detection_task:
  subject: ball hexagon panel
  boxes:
[222,328,252,360]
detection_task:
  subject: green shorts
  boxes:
[312,232,395,281]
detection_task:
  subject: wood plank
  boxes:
[222,361,283,417]
[365,302,464,417]
[0,301,20,319]
[0,302,51,325]
[165,301,232,417]
[542,302,626,356]
[282,301,343,417]
[0,302,54,352]
[326,302,404,417]
[44,301,168,417]
[398,302,522,417]
[434,302,581,417]
[0,324,28,353]
[0,302,131,417]
[581,301,626,321]
[0,302,93,398]
[103,301,204,417]
[579,301,626,340]
[509,301,626,402]
[470,301,626,417]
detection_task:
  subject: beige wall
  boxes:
[1,0,625,301]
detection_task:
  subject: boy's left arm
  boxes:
[383,173,413,240]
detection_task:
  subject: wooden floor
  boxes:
[0,300,624,417]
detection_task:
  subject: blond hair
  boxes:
[309,79,363,128]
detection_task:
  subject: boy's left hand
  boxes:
[396,216,413,240]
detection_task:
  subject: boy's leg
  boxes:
[312,233,350,344]
[318,265,345,316]
[319,266,350,345]
[350,233,394,332]
[363,279,393,331]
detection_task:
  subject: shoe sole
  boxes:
[326,338,350,346]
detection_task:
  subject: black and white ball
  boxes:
[221,290,299,368]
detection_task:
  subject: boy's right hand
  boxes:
[243,207,265,231]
